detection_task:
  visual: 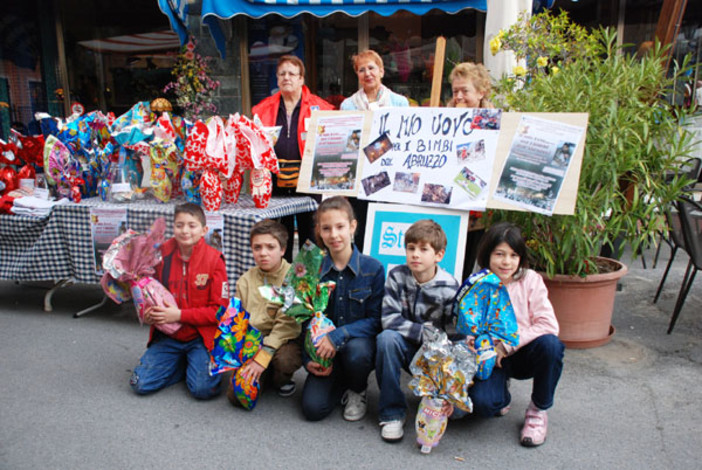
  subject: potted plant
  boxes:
[488,11,695,347]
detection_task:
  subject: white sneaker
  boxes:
[380,419,405,442]
[341,390,367,421]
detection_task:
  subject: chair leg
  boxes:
[667,261,697,334]
[653,239,663,269]
[653,246,678,303]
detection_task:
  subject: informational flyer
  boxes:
[90,207,128,275]
[308,113,366,192]
[204,212,224,252]
[493,115,585,215]
[358,107,501,211]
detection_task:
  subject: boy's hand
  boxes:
[306,361,332,377]
[240,360,265,384]
[143,307,156,325]
[495,342,508,368]
[145,300,181,324]
[315,335,337,360]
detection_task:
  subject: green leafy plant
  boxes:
[489,10,695,278]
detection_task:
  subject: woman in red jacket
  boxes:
[252,55,333,261]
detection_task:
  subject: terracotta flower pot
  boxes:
[540,258,628,349]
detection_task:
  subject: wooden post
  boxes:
[429,36,447,107]
[236,16,251,116]
[654,0,688,69]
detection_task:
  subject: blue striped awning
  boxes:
[202,0,486,20]
[160,0,485,58]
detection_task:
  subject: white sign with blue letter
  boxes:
[364,203,469,280]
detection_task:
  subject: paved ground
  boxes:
[1,245,701,469]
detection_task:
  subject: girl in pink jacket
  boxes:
[453,222,564,448]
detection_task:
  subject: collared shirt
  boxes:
[315,245,385,352]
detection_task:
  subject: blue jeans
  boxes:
[456,334,564,418]
[301,337,375,421]
[130,334,221,400]
[376,329,419,422]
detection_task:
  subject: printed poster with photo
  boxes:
[90,207,128,275]
[364,203,469,280]
[358,107,501,211]
[204,212,224,253]
[493,115,585,215]
[308,113,366,192]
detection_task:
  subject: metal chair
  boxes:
[652,158,702,270]
[653,204,686,303]
[666,196,702,334]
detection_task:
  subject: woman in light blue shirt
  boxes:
[340,50,409,251]
[340,50,409,111]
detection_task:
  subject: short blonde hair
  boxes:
[352,50,384,72]
[449,62,491,96]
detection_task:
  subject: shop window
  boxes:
[310,13,360,108]
[367,10,484,106]
[0,78,10,139]
[59,0,175,115]
[247,17,306,106]
[0,2,45,133]
[307,10,484,108]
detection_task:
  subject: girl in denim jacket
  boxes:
[301,196,385,422]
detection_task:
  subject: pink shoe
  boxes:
[520,402,548,447]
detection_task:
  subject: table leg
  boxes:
[43,279,72,312]
[74,295,109,318]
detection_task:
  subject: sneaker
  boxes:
[380,419,405,442]
[341,390,367,421]
[277,380,296,397]
[520,402,548,447]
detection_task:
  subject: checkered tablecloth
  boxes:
[0,195,318,285]
[0,212,74,281]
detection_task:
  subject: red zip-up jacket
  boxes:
[148,237,229,351]
[251,85,334,157]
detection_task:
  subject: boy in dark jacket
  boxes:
[130,203,229,399]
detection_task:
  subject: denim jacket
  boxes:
[305,245,385,361]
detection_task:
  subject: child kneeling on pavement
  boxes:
[130,203,229,399]
[226,219,302,404]
[376,219,459,442]
[450,222,564,447]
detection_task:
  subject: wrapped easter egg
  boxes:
[415,397,449,454]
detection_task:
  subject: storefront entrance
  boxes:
[245,9,485,110]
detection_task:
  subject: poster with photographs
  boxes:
[357,107,501,211]
[90,207,128,275]
[493,115,585,215]
[204,212,224,252]
[308,113,366,192]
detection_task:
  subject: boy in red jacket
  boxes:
[130,203,229,399]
